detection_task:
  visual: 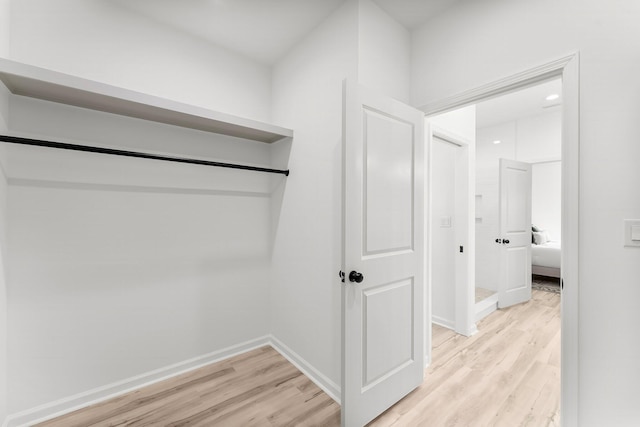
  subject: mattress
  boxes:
[531,241,561,269]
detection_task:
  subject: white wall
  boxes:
[357,0,410,103]
[4,1,281,417]
[2,0,414,418]
[0,0,9,422]
[5,97,274,414]
[532,161,561,241]
[516,111,562,162]
[0,0,8,56]
[270,0,358,397]
[475,122,514,291]
[10,0,272,122]
[413,1,640,424]
[0,84,9,424]
[475,110,561,290]
[269,0,411,396]
[476,110,561,166]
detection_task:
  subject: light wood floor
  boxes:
[475,287,497,303]
[369,289,561,426]
[38,289,559,427]
[36,346,340,427]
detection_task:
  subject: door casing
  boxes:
[426,125,476,349]
[418,53,580,426]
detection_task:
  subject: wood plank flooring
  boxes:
[37,289,559,427]
[369,289,560,426]
[475,287,497,303]
[36,346,340,427]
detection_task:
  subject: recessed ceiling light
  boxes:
[546,93,560,101]
[493,140,501,145]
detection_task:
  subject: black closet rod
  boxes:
[0,135,290,176]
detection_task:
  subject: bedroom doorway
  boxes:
[474,77,563,317]
[421,53,578,424]
[426,78,562,331]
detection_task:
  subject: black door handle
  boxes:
[503,239,510,244]
[349,271,364,283]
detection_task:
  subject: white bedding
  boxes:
[532,240,561,269]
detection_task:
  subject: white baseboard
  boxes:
[457,323,479,337]
[432,315,455,330]
[3,336,271,427]
[475,294,499,323]
[2,335,343,427]
[269,335,341,403]
[433,316,478,337]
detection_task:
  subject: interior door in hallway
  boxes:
[342,82,425,426]
[498,158,532,308]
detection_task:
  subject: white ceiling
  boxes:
[111,0,462,65]
[476,79,563,129]
[373,0,462,29]
[111,0,347,65]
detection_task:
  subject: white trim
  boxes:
[559,52,580,427]
[475,295,499,322]
[423,119,432,372]
[432,315,455,330]
[269,335,341,403]
[419,52,580,427]
[418,54,576,116]
[432,126,472,148]
[2,335,343,427]
[3,336,270,427]
[531,157,562,165]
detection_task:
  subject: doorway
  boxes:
[421,54,579,425]
[427,123,475,338]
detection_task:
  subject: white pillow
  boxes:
[533,231,549,245]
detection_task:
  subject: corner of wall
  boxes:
[0,79,9,427]
[9,0,271,122]
[356,0,411,103]
[268,0,359,392]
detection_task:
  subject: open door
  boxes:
[342,82,425,426]
[498,158,532,308]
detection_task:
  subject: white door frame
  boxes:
[426,125,476,343]
[418,53,580,427]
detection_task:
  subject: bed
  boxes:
[532,240,561,278]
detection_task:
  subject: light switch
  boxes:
[624,220,640,247]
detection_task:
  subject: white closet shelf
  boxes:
[0,58,293,143]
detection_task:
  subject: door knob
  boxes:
[349,271,364,283]
[503,239,510,244]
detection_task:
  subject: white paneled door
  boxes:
[342,82,425,426]
[498,158,532,308]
